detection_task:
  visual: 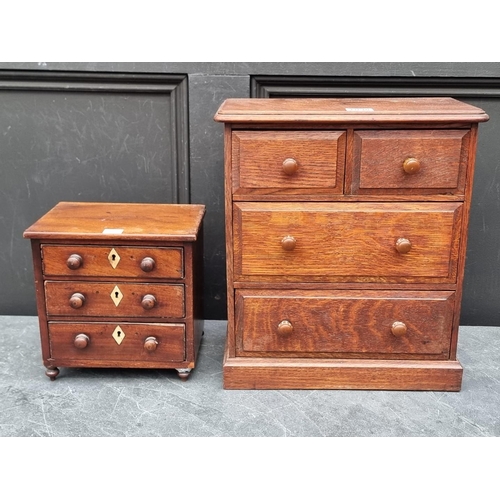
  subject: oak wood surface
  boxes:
[232,130,345,194]
[352,129,469,194]
[234,201,462,282]
[236,289,455,357]
[217,97,487,390]
[214,97,489,124]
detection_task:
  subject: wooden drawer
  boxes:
[236,289,455,357]
[232,130,346,195]
[48,322,186,363]
[234,201,462,283]
[45,282,185,318]
[42,245,184,279]
[351,130,470,194]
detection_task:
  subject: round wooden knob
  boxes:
[141,294,157,310]
[69,292,85,309]
[395,237,412,254]
[282,158,299,175]
[391,321,407,337]
[402,157,421,174]
[74,333,90,349]
[144,336,158,352]
[140,257,156,272]
[277,320,293,335]
[281,235,296,251]
[66,254,83,270]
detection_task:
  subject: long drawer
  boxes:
[45,282,185,318]
[236,289,455,357]
[48,322,186,363]
[42,245,184,279]
[233,201,462,283]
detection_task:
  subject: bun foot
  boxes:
[176,368,192,381]
[45,366,60,381]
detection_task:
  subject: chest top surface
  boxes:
[23,202,206,241]
[214,97,489,124]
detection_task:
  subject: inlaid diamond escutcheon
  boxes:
[110,285,123,306]
[112,325,125,345]
[108,248,120,269]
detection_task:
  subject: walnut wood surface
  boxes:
[232,130,345,194]
[42,245,184,279]
[236,289,454,357]
[45,282,185,318]
[25,203,205,379]
[234,202,462,282]
[23,202,206,241]
[48,322,186,364]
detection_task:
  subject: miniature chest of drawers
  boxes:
[24,202,205,381]
[214,97,489,390]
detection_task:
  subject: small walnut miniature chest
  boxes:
[24,202,205,381]
[214,97,489,391]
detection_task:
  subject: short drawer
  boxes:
[233,201,462,283]
[236,289,455,357]
[48,322,185,363]
[41,245,184,279]
[351,129,470,194]
[232,130,346,195]
[45,282,185,318]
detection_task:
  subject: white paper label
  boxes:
[102,228,124,235]
[345,107,374,112]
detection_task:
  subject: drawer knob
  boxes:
[69,292,86,309]
[66,254,83,270]
[281,235,296,251]
[141,294,157,310]
[144,336,158,352]
[395,237,412,254]
[277,320,294,335]
[140,257,156,272]
[74,333,90,349]
[402,157,421,174]
[282,158,299,175]
[391,321,407,337]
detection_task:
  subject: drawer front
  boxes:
[41,245,184,279]
[352,129,470,194]
[45,282,185,318]
[48,322,185,362]
[234,202,462,283]
[236,289,455,357]
[232,131,346,194]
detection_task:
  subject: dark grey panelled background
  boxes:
[1,62,500,325]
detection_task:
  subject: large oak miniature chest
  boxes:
[214,97,488,390]
[24,202,205,381]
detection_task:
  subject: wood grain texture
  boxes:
[232,130,345,194]
[41,245,184,279]
[223,343,463,390]
[25,202,204,379]
[236,289,455,357]
[45,282,185,318]
[23,202,206,241]
[214,97,489,124]
[48,322,186,364]
[352,129,470,194]
[216,97,487,391]
[234,202,462,282]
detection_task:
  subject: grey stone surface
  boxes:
[0,316,499,437]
